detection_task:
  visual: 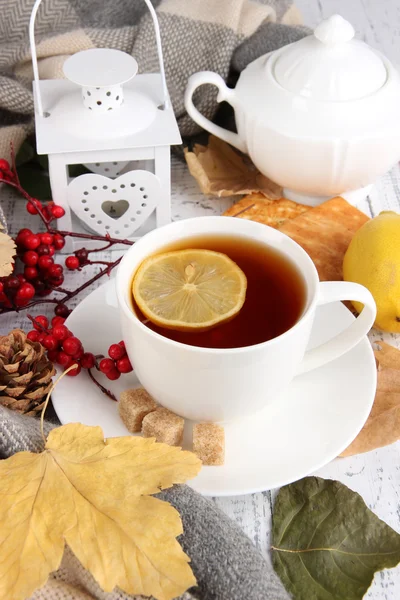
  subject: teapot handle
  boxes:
[184,71,247,154]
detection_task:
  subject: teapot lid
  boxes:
[273,15,387,101]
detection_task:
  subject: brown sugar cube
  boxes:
[142,407,184,446]
[119,388,158,433]
[193,422,225,466]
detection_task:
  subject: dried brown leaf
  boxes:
[184,136,282,199]
[340,342,400,456]
[223,193,309,228]
[278,197,369,281]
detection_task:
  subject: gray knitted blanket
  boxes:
[0,0,309,160]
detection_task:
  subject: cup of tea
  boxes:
[116,216,376,422]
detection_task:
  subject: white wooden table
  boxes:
[1,1,400,597]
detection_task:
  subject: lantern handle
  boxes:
[29,0,170,118]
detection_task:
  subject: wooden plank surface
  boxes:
[1,1,400,597]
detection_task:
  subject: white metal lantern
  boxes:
[29,0,181,253]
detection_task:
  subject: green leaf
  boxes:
[272,477,400,600]
[17,163,52,200]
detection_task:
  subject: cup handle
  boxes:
[184,71,247,153]
[297,281,376,375]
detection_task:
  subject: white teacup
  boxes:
[116,217,376,422]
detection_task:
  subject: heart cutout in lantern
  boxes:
[101,200,130,219]
[67,170,161,238]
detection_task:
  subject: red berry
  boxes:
[0,159,10,171]
[108,343,125,360]
[18,228,32,236]
[48,245,55,257]
[80,352,95,369]
[38,255,54,270]
[16,228,32,246]
[37,332,46,344]
[33,281,45,294]
[55,303,71,318]
[33,315,49,331]
[57,351,73,368]
[15,297,29,307]
[116,356,132,373]
[65,256,80,270]
[48,264,63,278]
[38,287,52,297]
[47,349,59,362]
[51,205,65,219]
[24,266,38,280]
[42,334,58,351]
[52,324,69,340]
[41,206,51,221]
[26,204,37,215]
[16,283,35,301]
[0,292,11,307]
[5,275,20,290]
[40,233,53,245]
[19,281,35,296]
[118,340,126,350]
[1,169,12,181]
[71,347,84,360]
[106,368,121,381]
[99,358,115,374]
[24,234,40,250]
[52,316,65,327]
[75,248,89,264]
[37,244,50,256]
[62,336,82,356]
[17,274,26,284]
[0,283,3,293]
[26,199,42,215]
[51,277,64,287]
[27,330,40,342]
[22,250,38,266]
[53,234,65,250]
[65,362,81,376]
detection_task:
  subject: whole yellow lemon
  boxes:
[343,211,400,332]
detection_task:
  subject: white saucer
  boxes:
[52,280,377,497]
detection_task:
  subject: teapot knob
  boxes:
[314,14,355,46]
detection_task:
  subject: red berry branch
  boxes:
[27,314,133,401]
[0,151,134,316]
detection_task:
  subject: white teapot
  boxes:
[185,15,400,205]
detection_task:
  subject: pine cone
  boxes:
[0,329,55,416]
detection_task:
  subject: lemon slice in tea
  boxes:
[132,249,247,332]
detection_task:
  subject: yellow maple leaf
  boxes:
[0,422,201,600]
[0,231,16,277]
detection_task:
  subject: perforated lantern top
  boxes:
[273,14,388,102]
[64,48,138,88]
[32,48,181,153]
[30,0,181,156]
[63,49,138,113]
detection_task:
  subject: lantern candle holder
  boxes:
[29,0,181,253]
